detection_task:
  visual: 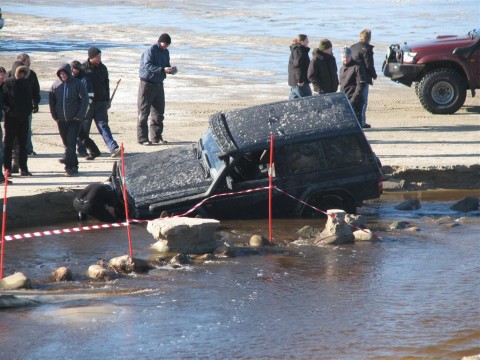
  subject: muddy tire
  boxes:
[417,68,467,114]
[302,194,356,218]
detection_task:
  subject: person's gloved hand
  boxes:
[33,103,39,113]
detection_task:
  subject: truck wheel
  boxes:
[417,69,467,114]
[302,194,356,218]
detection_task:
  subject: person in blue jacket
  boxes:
[137,33,177,145]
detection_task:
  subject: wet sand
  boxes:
[0,12,479,229]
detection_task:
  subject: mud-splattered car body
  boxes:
[111,93,383,220]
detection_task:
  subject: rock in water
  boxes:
[147,217,220,254]
[315,209,354,245]
[450,196,479,212]
[0,272,32,290]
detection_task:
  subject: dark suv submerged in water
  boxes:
[106,93,383,220]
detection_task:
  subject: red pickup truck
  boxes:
[383,28,480,114]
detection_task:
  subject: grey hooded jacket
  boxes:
[49,63,89,122]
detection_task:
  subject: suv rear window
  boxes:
[279,135,365,175]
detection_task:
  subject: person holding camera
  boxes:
[137,33,177,145]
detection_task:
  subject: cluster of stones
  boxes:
[1,196,476,306]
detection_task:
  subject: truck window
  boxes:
[281,141,328,175]
[322,135,364,168]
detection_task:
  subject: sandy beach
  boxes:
[0,11,479,228]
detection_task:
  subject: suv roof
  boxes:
[210,92,359,156]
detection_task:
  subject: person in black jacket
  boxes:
[288,34,312,100]
[0,67,9,183]
[350,29,377,128]
[2,66,34,176]
[49,63,89,176]
[307,39,339,94]
[83,47,120,159]
[16,53,41,155]
[70,60,101,159]
[339,47,366,126]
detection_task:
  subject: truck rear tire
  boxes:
[417,68,467,114]
[302,194,356,218]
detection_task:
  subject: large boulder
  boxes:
[147,217,220,254]
[315,209,354,245]
[0,272,32,290]
[450,196,479,212]
[395,199,421,210]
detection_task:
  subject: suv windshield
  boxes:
[201,130,225,178]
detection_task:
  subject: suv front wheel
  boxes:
[417,68,467,114]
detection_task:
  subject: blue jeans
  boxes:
[85,101,118,152]
[289,84,312,100]
[361,84,369,125]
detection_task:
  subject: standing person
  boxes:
[2,66,34,176]
[288,34,312,100]
[70,60,101,159]
[0,66,10,183]
[15,53,41,155]
[350,29,377,128]
[307,39,339,94]
[137,33,177,145]
[83,47,120,159]
[339,47,366,126]
[49,63,89,176]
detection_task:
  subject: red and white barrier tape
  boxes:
[274,187,382,239]
[175,186,270,217]
[4,219,147,242]
[4,185,379,241]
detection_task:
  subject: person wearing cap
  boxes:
[137,33,177,145]
[350,29,377,128]
[70,60,101,159]
[2,65,34,176]
[307,39,339,94]
[288,34,312,100]
[49,63,89,176]
[83,47,120,159]
[339,46,366,126]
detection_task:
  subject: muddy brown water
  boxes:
[1,190,479,359]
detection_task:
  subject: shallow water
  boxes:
[1,191,479,359]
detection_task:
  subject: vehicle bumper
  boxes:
[382,62,425,87]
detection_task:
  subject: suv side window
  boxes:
[322,135,365,168]
[281,142,328,175]
[279,135,365,176]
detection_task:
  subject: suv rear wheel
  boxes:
[302,193,356,218]
[417,68,467,114]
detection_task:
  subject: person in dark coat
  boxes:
[350,29,377,128]
[137,33,177,145]
[339,47,366,126]
[16,53,41,155]
[288,34,312,100]
[70,60,101,159]
[2,65,34,176]
[0,66,9,183]
[49,63,89,176]
[73,182,124,222]
[83,47,120,159]
[307,39,339,94]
